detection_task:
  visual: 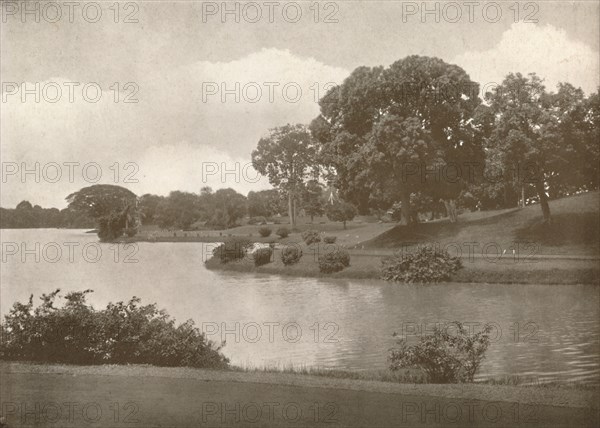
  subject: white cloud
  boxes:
[1,50,348,207]
[453,23,599,95]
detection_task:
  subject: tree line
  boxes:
[254,56,598,224]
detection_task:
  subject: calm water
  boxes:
[1,229,599,384]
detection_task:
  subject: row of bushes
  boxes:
[212,238,351,273]
[0,290,229,369]
[258,226,289,238]
[258,227,338,245]
[213,240,462,281]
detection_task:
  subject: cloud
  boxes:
[453,23,599,95]
[1,50,349,207]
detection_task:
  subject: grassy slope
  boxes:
[206,192,600,284]
[363,191,600,256]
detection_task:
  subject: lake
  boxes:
[1,229,598,384]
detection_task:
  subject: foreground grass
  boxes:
[2,361,598,428]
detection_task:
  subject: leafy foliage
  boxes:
[301,229,321,245]
[389,322,492,383]
[276,227,290,238]
[0,290,229,369]
[323,236,337,244]
[212,237,253,263]
[281,246,302,265]
[253,247,273,266]
[380,245,462,283]
[318,248,350,273]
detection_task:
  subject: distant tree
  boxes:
[155,191,201,230]
[16,200,33,210]
[66,184,138,240]
[205,188,247,229]
[247,189,283,218]
[138,194,164,225]
[252,124,320,227]
[326,201,357,229]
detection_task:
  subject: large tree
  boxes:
[311,56,482,224]
[485,73,566,222]
[66,184,138,240]
[252,124,319,227]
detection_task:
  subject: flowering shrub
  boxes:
[380,245,462,283]
[258,226,272,237]
[318,248,350,273]
[253,247,273,266]
[302,229,321,245]
[276,227,290,238]
[212,237,252,263]
[281,246,302,265]
[389,322,492,383]
[0,290,229,369]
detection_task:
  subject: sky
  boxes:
[1,1,599,208]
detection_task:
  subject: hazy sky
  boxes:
[2,1,599,208]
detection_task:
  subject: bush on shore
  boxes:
[253,247,273,266]
[318,248,350,273]
[380,245,462,283]
[281,246,303,265]
[212,237,253,263]
[276,227,290,238]
[0,290,229,369]
[389,322,492,383]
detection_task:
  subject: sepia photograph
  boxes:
[1,1,599,426]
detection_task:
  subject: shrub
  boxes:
[247,217,267,225]
[380,245,462,283]
[276,227,290,238]
[318,248,350,273]
[253,247,273,266]
[323,235,337,244]
[124,227,137,237]
[212,237,252,263]
[258,226,272,237]
[302,229,321,245]
[281,246,302,265]
[0,290,229,369]
[389,322,492,383]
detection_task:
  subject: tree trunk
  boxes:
[343,220,347,229]
[535,179,551,222]
[442,199,458,223]
[288,193,295,227]
[293,199,297,226]
[521,185,525,208]
[400,191,413,225]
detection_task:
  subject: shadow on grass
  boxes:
[363,208,522,248]
[514,213,600,247]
